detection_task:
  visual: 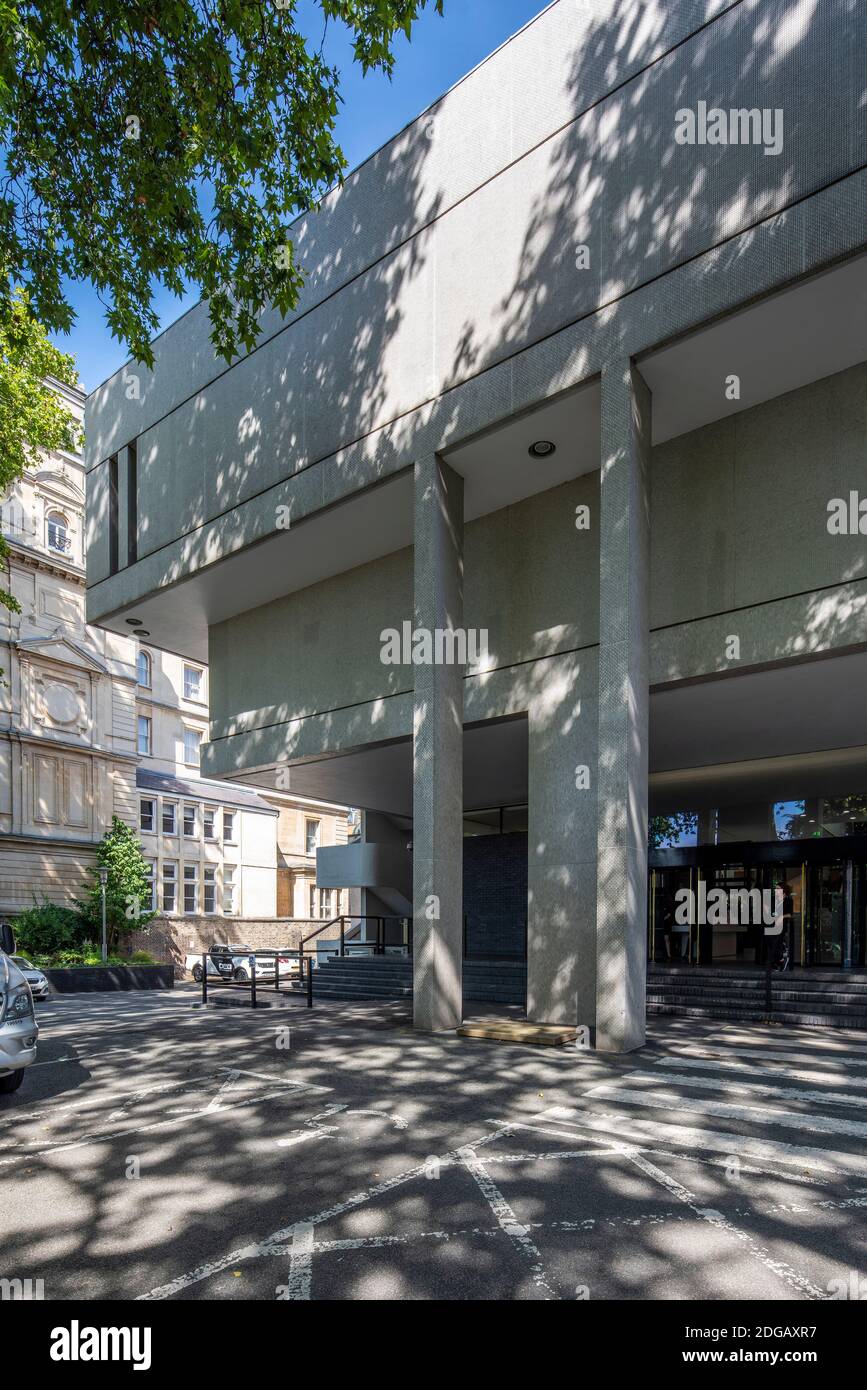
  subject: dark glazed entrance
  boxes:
[649,839,867,971]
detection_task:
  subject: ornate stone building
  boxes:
[0,378,351,921]
[0,378,137,906]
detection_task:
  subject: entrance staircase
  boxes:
[310,955,526,1004]
[308,959,867,1028]
[647,965,867,1029]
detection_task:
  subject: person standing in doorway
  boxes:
[773,881,794,969]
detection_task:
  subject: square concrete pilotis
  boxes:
[527,650,598,1030]
[412,454,464,1032]
[596,362,651,1052]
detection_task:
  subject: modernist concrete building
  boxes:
[86,0,867,1047]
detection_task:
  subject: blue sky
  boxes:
[60,0,548,391]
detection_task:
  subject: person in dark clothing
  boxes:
[771,881,794,969]
[660,888,680,963]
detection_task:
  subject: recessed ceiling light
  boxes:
[125,618,143,626]
[528,440,556,459]
[136,630,150,638]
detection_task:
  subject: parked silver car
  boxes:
[0,924,38,1095]
[10,957,50,1000]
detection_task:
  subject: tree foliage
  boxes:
[0,0,444,367]
[76,815,156,951]
[649,812,698,850]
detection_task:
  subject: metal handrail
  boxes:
[298,915,354,951]
[298,915,410,964]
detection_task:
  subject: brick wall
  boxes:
[463,832,527,958]
[128,916,309,978]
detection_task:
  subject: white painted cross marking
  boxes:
[457,1145,556,1300]
[284,1224,315,1300]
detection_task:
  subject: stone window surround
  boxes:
[147,854,239,918]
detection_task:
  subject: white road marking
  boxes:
[276,1129,335,1149]
[3,1068,323,1145]
[612,1144,826,1300]
[284,1224,315,1300]
[655,1056,867,1088]
[672,1042,867,1066]
[457,1144,556,1299]
[138,1122,519,1300]
[257,1190,867,1256]
[0,1080,327,1166]
[634,1068,867,1110]
[483,1122,841,1186]
[585,1083,867,1141]
[11,1077,195,1129]
[524,1110,867,1178]
[204,1070,241,1113]
[346,1109,409,1129]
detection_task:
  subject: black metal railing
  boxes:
[198,948,312,1010]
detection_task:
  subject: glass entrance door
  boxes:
[649,867,693,964]
[649,854,866,969]
[805,863,846,966]
[853,863,867,969]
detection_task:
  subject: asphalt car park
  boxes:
[1,986,866,1300]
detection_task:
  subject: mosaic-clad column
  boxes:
[412,454,464,1031]
[596,362,651,1052]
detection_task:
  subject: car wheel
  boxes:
[233,967,248,981]
[192,964,203,982]
[0,1070,24,1094]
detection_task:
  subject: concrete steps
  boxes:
[308,955,527,1005]
[311,957,412,1001]
[647,967,867,1029]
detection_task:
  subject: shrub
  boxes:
[51,948,87,967]
[46,946,128,968]
[128,950,156,964]
[11,899,86,958]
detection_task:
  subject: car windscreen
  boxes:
[11,956,33,969]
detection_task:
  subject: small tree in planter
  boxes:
[76,817,156,956]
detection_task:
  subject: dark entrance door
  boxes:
[804,862,846,966]
[649,837,867,970]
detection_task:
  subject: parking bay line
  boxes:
[584,1084,867,1142]
[654,1056,867,1089]
[610,1142,827,1300]
[0,1076,330,1166]
[504,1111,867,1179]
[630,1068,867,1110]
[691,1039,867,1063]
[457,1143,557,1300]
[283,1174,867,1260]
[138,1121,523,1301]
[478,1121,832,1299]
[5,1063,309,1134]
